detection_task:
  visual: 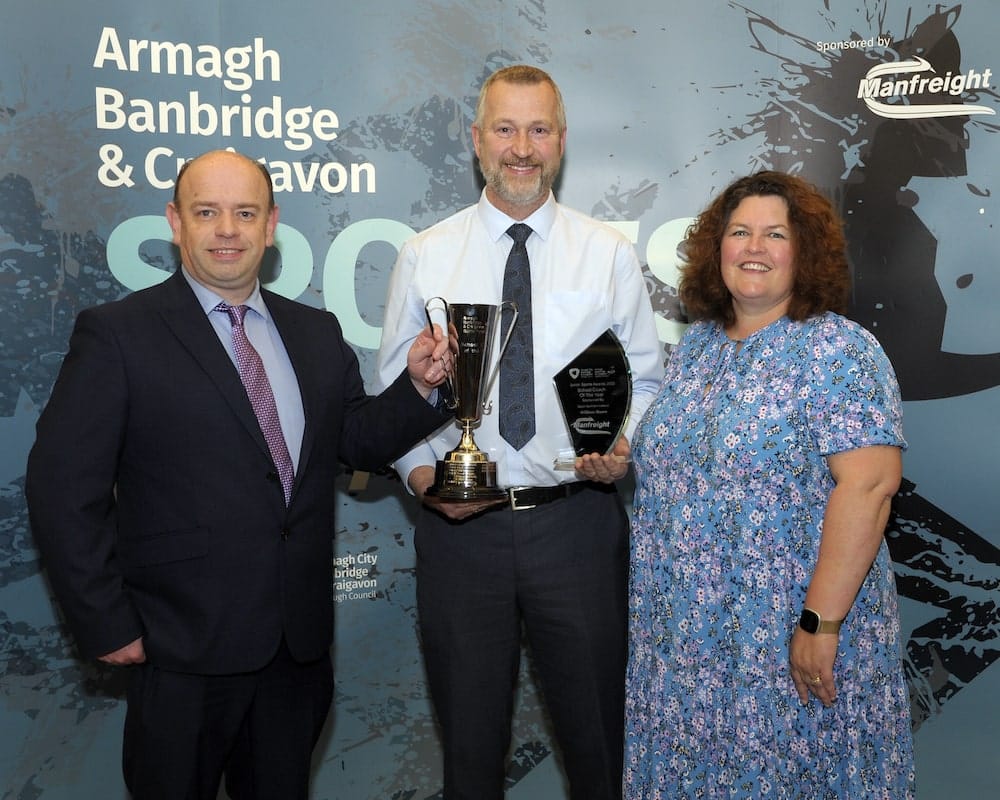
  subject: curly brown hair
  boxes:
[679,171,849,326]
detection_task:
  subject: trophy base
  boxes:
[425,456,507,501]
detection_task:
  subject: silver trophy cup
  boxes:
[424,297,517,500]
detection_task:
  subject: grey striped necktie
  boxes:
[499,223,535,450]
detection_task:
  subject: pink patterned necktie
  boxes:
[216,303,295,505]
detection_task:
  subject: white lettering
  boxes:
[93,26,128,70]
[93,27,279,91]
[93,89,341,151]
[856,58,995,119]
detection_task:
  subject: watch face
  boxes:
[799,608,820,634]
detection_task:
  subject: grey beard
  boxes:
[481,163,557,209]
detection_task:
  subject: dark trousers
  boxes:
[122,639,333,800]
[416,484,629,800]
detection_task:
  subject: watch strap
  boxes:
[800,607,844,635]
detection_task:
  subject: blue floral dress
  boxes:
[624,314,915,799]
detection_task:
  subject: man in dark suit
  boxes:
[25,149,453,800]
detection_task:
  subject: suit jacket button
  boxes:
[280,529,289,541]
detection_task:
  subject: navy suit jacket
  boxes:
[26,269,448,674]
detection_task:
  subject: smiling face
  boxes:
[166,150,279,304]
[720,194,797,329]
[472,78,566,219]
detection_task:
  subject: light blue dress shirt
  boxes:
[182,268,306,471]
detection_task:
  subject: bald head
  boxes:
[173,150,275,211]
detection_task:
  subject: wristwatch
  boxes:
[798,607,844,635]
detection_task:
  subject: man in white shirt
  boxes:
[376,65,663,799]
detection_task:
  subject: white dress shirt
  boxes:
[375,191,663,489]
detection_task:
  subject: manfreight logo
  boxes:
[857,57,995,119]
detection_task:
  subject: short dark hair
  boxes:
[172,150,275,210]
[679,170,850,326]
[474,65,566,133]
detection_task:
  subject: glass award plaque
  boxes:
[552,329,632,470]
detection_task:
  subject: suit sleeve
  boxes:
[373,239,442,484]
[326,310,450,472]
[25,308,143,659]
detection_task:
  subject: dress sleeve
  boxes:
[802,316,907,457]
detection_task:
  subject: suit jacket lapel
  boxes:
[158,271,272,459]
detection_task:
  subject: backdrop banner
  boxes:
[2,1,996,797]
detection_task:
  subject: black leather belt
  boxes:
[505,481,608,511]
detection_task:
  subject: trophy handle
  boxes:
[424,296,458,410]
[480,299,518,414]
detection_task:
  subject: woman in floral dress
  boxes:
[624,172,915,798]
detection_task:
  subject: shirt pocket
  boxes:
[541,290,609,363]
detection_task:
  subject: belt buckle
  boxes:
[507,487,536,511]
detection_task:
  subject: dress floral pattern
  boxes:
[625,313,915,799]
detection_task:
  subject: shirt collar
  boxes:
[181,267,270,321]
[476,189,556,244]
